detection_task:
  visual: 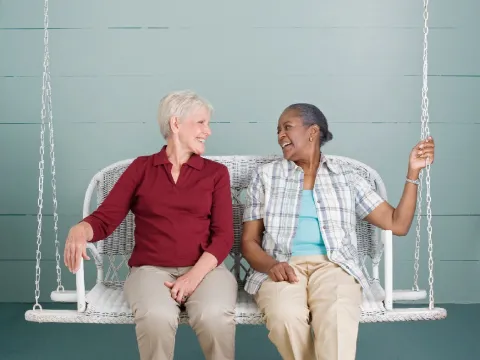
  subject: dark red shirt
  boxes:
[82,146,234,268]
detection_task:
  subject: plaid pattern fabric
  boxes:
[243,155,385,304]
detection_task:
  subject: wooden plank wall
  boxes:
[0,0,478,303]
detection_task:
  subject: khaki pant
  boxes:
[255,255,362,360]
[124,264,237,360]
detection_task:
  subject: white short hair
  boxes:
[157,90,213,139]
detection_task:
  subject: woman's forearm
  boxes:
[78,221,94,242]
[188,252,218,281]
[241,240,278,274]
[391,168,420,235]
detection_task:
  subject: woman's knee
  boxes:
[264,302,310,329]
[135,305,179,334]
[186,265,237,331]
[189,300,236,331]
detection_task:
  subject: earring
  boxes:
[309,137,313,142]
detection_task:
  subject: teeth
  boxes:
[197,139,205,143]
[281,142,291,148]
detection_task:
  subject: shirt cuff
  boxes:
[81,215,104,242]
[204,240,231,265]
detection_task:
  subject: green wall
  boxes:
[1,0,479,306]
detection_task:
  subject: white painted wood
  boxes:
[50,290,89,302]
[383,230,393,311]
[393,289,428,301]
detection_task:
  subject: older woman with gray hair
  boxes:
[241,103,435,360]
[63,90,237,360]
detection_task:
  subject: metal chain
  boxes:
[413,162,423,291]
[423,0,435,310]
[412,0,432,295]
[419,0,435,309]
[33,0,50,311]
[412,60,428,291]
[45,35,63,292]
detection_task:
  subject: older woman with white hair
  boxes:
[63,90,238,360]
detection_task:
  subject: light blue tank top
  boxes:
[291,190,327,256]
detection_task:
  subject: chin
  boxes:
[192,144,206,155]
[281,148,294,160]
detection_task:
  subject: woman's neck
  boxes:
[295,151,321,175]
[165,138,192,168]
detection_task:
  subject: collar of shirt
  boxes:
[281,153,342,177]
[152,145,205,170]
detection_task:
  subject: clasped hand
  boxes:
[165,272,202,304]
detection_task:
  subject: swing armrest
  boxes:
[382,229,393,310]
[83,174,102,266]
[75,259,87,312]
[86,242,101,263]
[75,245,102,313]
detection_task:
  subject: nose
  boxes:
[204,124,212,137]
[277,130,286,142]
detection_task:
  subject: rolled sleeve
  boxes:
[243,167,265,222]
[352,173,385,219]
[204,165,234,264]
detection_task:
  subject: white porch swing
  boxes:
[25,0,446,324]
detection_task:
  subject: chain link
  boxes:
[422,0,435,310]
[413,18,428,292]
[34,0,50,311]
[413,165,423,291]
[46,41,63,292]
[34,0,63,310]
[415,0,435,309]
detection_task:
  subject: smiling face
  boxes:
[277,108,319,161]
[173,105,211,155]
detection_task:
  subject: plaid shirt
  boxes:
[243,155,385,304]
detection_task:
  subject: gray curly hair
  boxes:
[284,103,333,146]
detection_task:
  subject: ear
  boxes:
[309,124,320,138]
[169,116,180,135]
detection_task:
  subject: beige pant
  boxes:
[255,255,362,360]
[124,264,238,360]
